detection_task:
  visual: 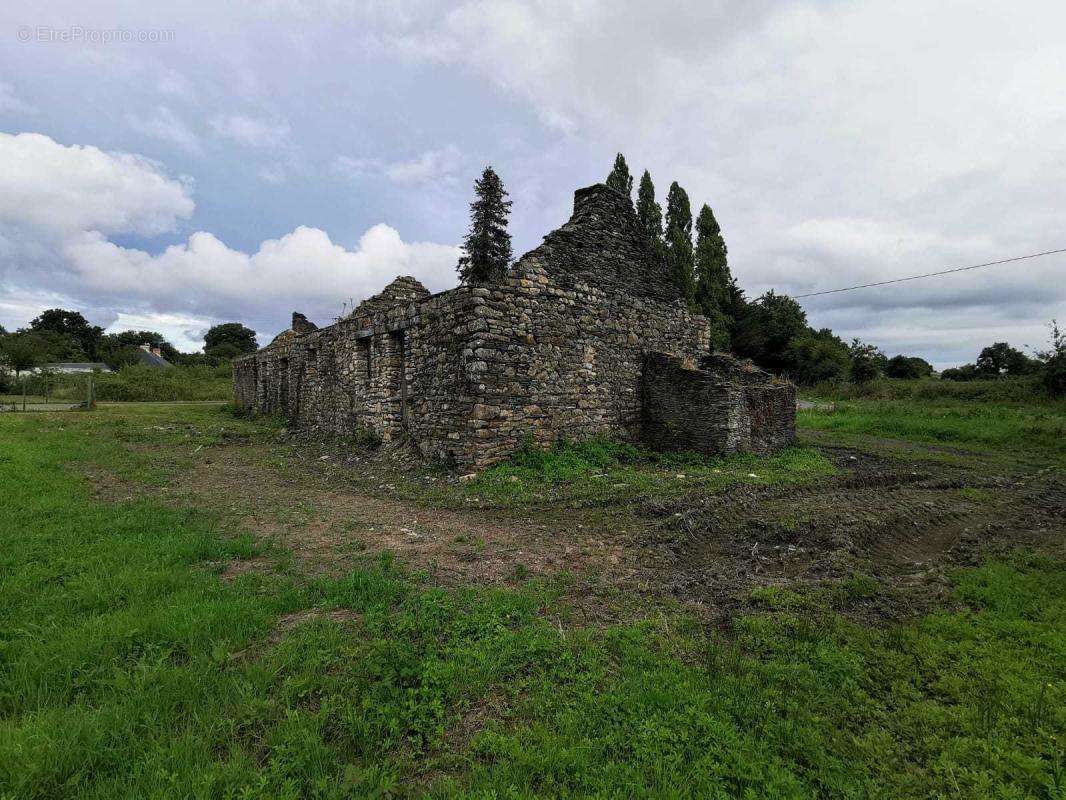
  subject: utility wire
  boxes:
[793,247,1066,299]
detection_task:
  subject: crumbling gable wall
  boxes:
[453,184,710,464]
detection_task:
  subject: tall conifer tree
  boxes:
[457,166,513,285]
[694,203,733,348]
[635,170,662,246]
[664,181,696,304]
[605,153,634,202]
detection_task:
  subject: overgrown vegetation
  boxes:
[1,405,1063,798]
[15,363,233,402]
[462,436,836,507]
[808,375,1050,403]
[799,395,1066,461]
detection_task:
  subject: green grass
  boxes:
[799,398,1066,463]
[1,407,1064,798]
[405,437,837,509]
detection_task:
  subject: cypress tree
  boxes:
[457,166,513,285]
[664,181,695,304]
[635,170,662,246]
[694,203,733,347]
[605,153,634,201]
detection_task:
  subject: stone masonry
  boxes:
[233,183,795,468]
[642,352,796,455]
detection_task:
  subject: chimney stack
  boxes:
[151,347,162,357]
[291,312,318,335]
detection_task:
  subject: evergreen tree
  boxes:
[694,203,733,347]
[664,181,695,304]
[635,170,662,246]
[457,166,513,285]
[605,153,634,202]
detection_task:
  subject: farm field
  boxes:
[1,398,1063,799]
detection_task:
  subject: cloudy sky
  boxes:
[1,1,1064,366]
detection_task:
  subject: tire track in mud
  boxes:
[639,448,1064,621]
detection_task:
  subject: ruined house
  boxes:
[233,183,795,468]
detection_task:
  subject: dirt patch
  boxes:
[161,445,642,593]
[213,557,274,582]
[641,447,1065,623]
[81,465,142,504]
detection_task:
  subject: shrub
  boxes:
[1038,321,1066,397]
[90,364,233,401]
[884,355,933,380]
[787,329,850,385]
[499,437,644,482]
[848,340,883,384]
[940,365,980,382]
[18,365,232,402]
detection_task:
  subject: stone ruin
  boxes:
[233,183,795,469]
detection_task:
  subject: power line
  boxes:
[793,247,1066,299]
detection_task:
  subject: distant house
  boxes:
[134,344,174,369]
[37,362,112,374]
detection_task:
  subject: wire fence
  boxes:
[0,375,95,413]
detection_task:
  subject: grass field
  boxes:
[0,400,1063,798]
[799,397,1066,462]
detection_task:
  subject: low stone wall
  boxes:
[641,352,795,456]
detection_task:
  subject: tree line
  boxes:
[453,155,1065,396]
[0,310,259,391]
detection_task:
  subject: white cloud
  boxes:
[127,106,203,155]
[0,81,36,115]
[334,145,464,185]
[0,132,459,347]
[0,132,194,237]
[61,223,459,327]
[332,155,382,179]
[257,164,287,184]
[155,69,196,100]
[385,144,463,184]
[209,114,291,148]
[105,311,214,352]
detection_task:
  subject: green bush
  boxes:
[92,364,233,401]
[28,364,234,402]
[516,437,642,475]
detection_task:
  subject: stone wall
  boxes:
[455,185,709,464]
[234,280,483,463]
[641,352,796,455]
[233,183,793,469]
